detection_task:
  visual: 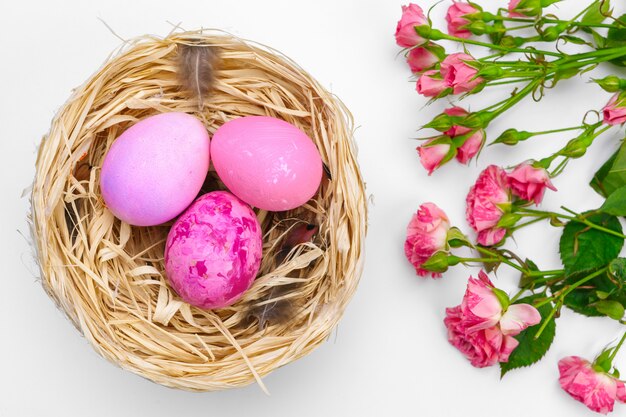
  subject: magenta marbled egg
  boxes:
[100,112,210,226]
[164,191,263,310]
[211,116,323,211]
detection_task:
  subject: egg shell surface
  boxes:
[100,112,210,226]
[164,191,263,310]
[211,116,323,211]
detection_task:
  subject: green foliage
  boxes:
[559,213,624,276]
[581,0,611,27]
[500,296,556,377]
[600,185,626,216]
[591,147,620,197]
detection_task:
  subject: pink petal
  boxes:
[500,304,541,336]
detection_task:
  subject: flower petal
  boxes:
[499,304,541,336]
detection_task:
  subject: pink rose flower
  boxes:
[466,165,511,246]
[603,93,626,126]
[395,3,428,47]
[407,47,440,73]
[416,70,447,97]
[444,106,485,164]
[446,2,480,38]
[440,53,483,95]
[404,202,451,277]
[418,138,451,175]
[559,356,626,414]
[444,271,541,367]
[508,162,557,204]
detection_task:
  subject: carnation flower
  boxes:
[559,356,626,415]
[404,203,451,277]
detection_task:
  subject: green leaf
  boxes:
[560,35,592,46]
[607,14,626,66]
[609,257,626,284]
[601,185,626,216]
[593,300,625,320]
[559,212,624,276]
[591,148,619,197]
[582,0,611,26]
[500,295,556,377]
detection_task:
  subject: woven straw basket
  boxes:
[30,30,366,392]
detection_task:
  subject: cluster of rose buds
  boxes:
[397,1,626,414]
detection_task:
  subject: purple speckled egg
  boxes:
[164,191,263,310]
[100,112,210,226]
[211,116,323,211]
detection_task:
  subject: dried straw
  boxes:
[30,30,367,392]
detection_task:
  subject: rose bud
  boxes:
[508,162,557,204]
[466,165,511,246]
[404,203,451,277]
[446,2,482,39]
[594,76,626,93]
[443,106,486,164]
[406,45,441,73]
[603,92,626,126]
[416,70,448,97]
[417,137,454,175]
[440,53,484,95]
[395,3,428,47]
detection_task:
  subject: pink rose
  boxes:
[407,47,440,73]
[508,162,556,204]
[444,271,541,367]
[559,356,626,414]
[416,70,447,97]
[418,138,451,175]
[603,93,626,126]
[404,202,451,277]
[466,165,511,246]
[395,3,428,47]
[441,53,483,94]
[443,107,485,164]
[446,2,480,38]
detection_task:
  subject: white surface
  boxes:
[1,0,625,416]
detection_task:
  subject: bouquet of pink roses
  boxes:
[397,1,626,414]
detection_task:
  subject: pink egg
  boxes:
[211,116,323,211]
[100,112,210,226]
[164,191,263,310]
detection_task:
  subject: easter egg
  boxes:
[164,191,263,310]
[211,116,323,211]
[100,112,210,226]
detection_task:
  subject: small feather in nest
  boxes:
[246,284,302,330]
[176,43,218,109]
[276,223,319,264]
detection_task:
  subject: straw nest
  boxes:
[30,30,366,392]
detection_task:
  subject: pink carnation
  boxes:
[445,271,541,367]
[446,2,480,38]
[466,165,511,246]
[559,356,626,414]
[404,202,450,277]
[395,3,428,47]
[444,106,485,164]
[407,47,440,73]
[603,93,626,126]
[440,53,483,95]
[508,162,556,204]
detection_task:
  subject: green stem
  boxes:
[534,300,560,339]
[535,267,608,309]
[532,126,585,136]
[608,331,626,362]
[457,257,501,264]
[437,32,563,57]
[487,79,542,121]
[518,207,626,239]
[474,246,526,273]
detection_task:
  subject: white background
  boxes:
[1,0,626,416]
